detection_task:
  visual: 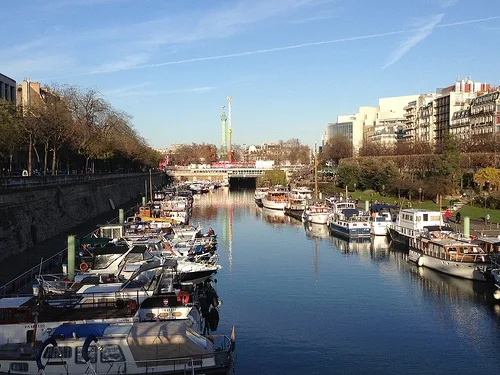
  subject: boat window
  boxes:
[76,345,97,364]
[422,214,428,221]
[43,346,72,359]
[93,254,122,269]
[100,344,125,362]
[10,363,28,372]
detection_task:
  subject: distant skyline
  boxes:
[3,0,499,149]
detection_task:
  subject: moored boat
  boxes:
[0,320,235,374]
[388,208,450,247]
[408,230,490,281]
[261,189,288,210]
[301,201,331,224]
[328,209,371,238]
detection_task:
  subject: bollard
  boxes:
[319,192,323,200]
[463,217,470,238]
[67,235,76,281]
[142,196,146,206]
[365,201,369,212]
[119,208,124,223]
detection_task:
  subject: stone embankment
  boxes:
[0,173,164,261]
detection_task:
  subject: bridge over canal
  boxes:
[166,165,303,188]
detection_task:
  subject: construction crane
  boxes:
[227,96,233,163]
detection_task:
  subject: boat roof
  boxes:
[475,236,500,245]
[371,204,397,211]
[399,208,441,214]
[0,296,33,309]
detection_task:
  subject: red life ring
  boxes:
[79,262,89,272]
[177,290,190,304]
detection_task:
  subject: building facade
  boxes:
[0,73,16,104]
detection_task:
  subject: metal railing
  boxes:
[0,206,137,298]
[0,172,158,189]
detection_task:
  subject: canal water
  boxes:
[191,189,500,375]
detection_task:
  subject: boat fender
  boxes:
[200,297,210,318]
[177,290,190,304]
[82,334,98,363]
[208,308,219,331]
[128,300,138,315]
[36,336,58,371]
[79,262,89,272]
[494,290,500,300]
[417,257,424,267]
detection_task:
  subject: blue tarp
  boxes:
[52,323,109,338]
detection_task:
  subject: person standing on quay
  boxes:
[455,211,461,224]
[445,209,451,223]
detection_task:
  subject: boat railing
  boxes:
[0,208,139,298]
[130,334,233,371]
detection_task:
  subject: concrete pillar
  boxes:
[463,216,470,237]
[142,196,146,206]
[365,201,369,212]
[67,235,76,281]
[119,209,124,223]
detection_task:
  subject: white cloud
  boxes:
[437,0,458,8]
[382,14,444,69]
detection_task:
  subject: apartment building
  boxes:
[0,73,16,104]
[16,79,52,109]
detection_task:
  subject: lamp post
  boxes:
[418,187,422,202]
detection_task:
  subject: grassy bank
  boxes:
[306,182,500,223]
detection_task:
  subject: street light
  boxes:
[418,187,422,202]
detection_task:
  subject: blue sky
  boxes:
[2,0,499,149]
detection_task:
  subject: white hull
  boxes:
[261,198,286,210]
[302,211,329,224]
[371,222,390,236]
[408,249,488,281]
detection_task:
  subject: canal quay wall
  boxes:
[0,173,164,261]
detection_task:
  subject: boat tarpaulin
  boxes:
[52,323,109,338]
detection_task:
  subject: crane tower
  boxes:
[227,96,232,163]
[220,106,227,159]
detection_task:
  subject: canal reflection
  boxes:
[190,189,500,374]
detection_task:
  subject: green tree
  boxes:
[262,168,287,186]
[358,159,399,192]
[433,134,461,191]
[336,161,361,190]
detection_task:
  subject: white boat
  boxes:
[0,262,223,346]
[302,201,331,224]
[388,208,450,246]
[408,230,490,281]
[254,187,269,206]
[261,190,288,210]
[369,204,395,236]
[0,320,235,375]
[284,187,312,213]
[328,209,371,238]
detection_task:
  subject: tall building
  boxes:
[325,107,377,154]
[0,73,16,104]
[16,79,51,109]
[432,78,490,144]
[371,95,420,145]
[404,94,437,143]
